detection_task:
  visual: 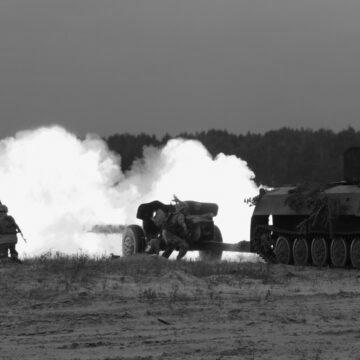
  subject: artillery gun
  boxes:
[250,147,360,268]
[122,198,249,260]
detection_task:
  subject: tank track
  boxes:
[259,248,277,264]
[254,225,360,268]
[254,226,277,264]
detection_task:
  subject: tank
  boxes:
[250,147,360,268]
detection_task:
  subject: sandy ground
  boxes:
[1,256,360,360]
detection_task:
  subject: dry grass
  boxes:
[21,252,269,279]
[2,254,357,309]
[0,253,273,306]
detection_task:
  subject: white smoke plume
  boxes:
[0,126,259,256]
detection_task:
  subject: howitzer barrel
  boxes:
[90,225,126,234]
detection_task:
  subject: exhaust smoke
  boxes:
[0,126,259,256]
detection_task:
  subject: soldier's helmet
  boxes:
[0,204,8,214]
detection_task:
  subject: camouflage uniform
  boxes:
[152,209,189,260]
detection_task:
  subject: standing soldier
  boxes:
[0,203,22,263]
[151,208,190,260]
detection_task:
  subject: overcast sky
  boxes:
[1,0,360,137]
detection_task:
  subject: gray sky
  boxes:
[1,0,360,137]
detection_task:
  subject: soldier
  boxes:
[143,219,162,255]
[152,208,190,260]
[144,210,165,255]
[0,204,22,263]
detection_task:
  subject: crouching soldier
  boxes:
[151,208,190,260]
[144,210,165,256]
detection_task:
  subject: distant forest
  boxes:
[106,127,360,187]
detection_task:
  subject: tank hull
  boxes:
[251,184,360,268]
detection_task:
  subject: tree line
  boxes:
[106,127,360,187]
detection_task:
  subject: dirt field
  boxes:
[1,255,360,360]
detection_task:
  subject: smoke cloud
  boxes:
[0,126,259,257]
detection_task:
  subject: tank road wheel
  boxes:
[199,225,223,261]
[274,236,292,264]
[330,238,348,268]
[293,238,310,266]
[311,237,329,267]
[350,238,360,269]
[122,225,146,257]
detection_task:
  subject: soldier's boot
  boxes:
[145,238,160,255]
[176,244,189,260]
[162,248,173,259]
[9,245,22,264]
[11,256,22,264]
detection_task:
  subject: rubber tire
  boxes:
[350,238,360,269]
[275,236,292,264]
[122,225,146,257]
[311,237,329,267]
[293,238,310,266]
[199,225,223,261]
[330,238,348,268]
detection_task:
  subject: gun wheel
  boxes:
[122,225,146,257]
[330,238,348,268]
[350,238,360,269]
[275,236,292,264]
[311,237,329,267]
[293,237,310,266]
